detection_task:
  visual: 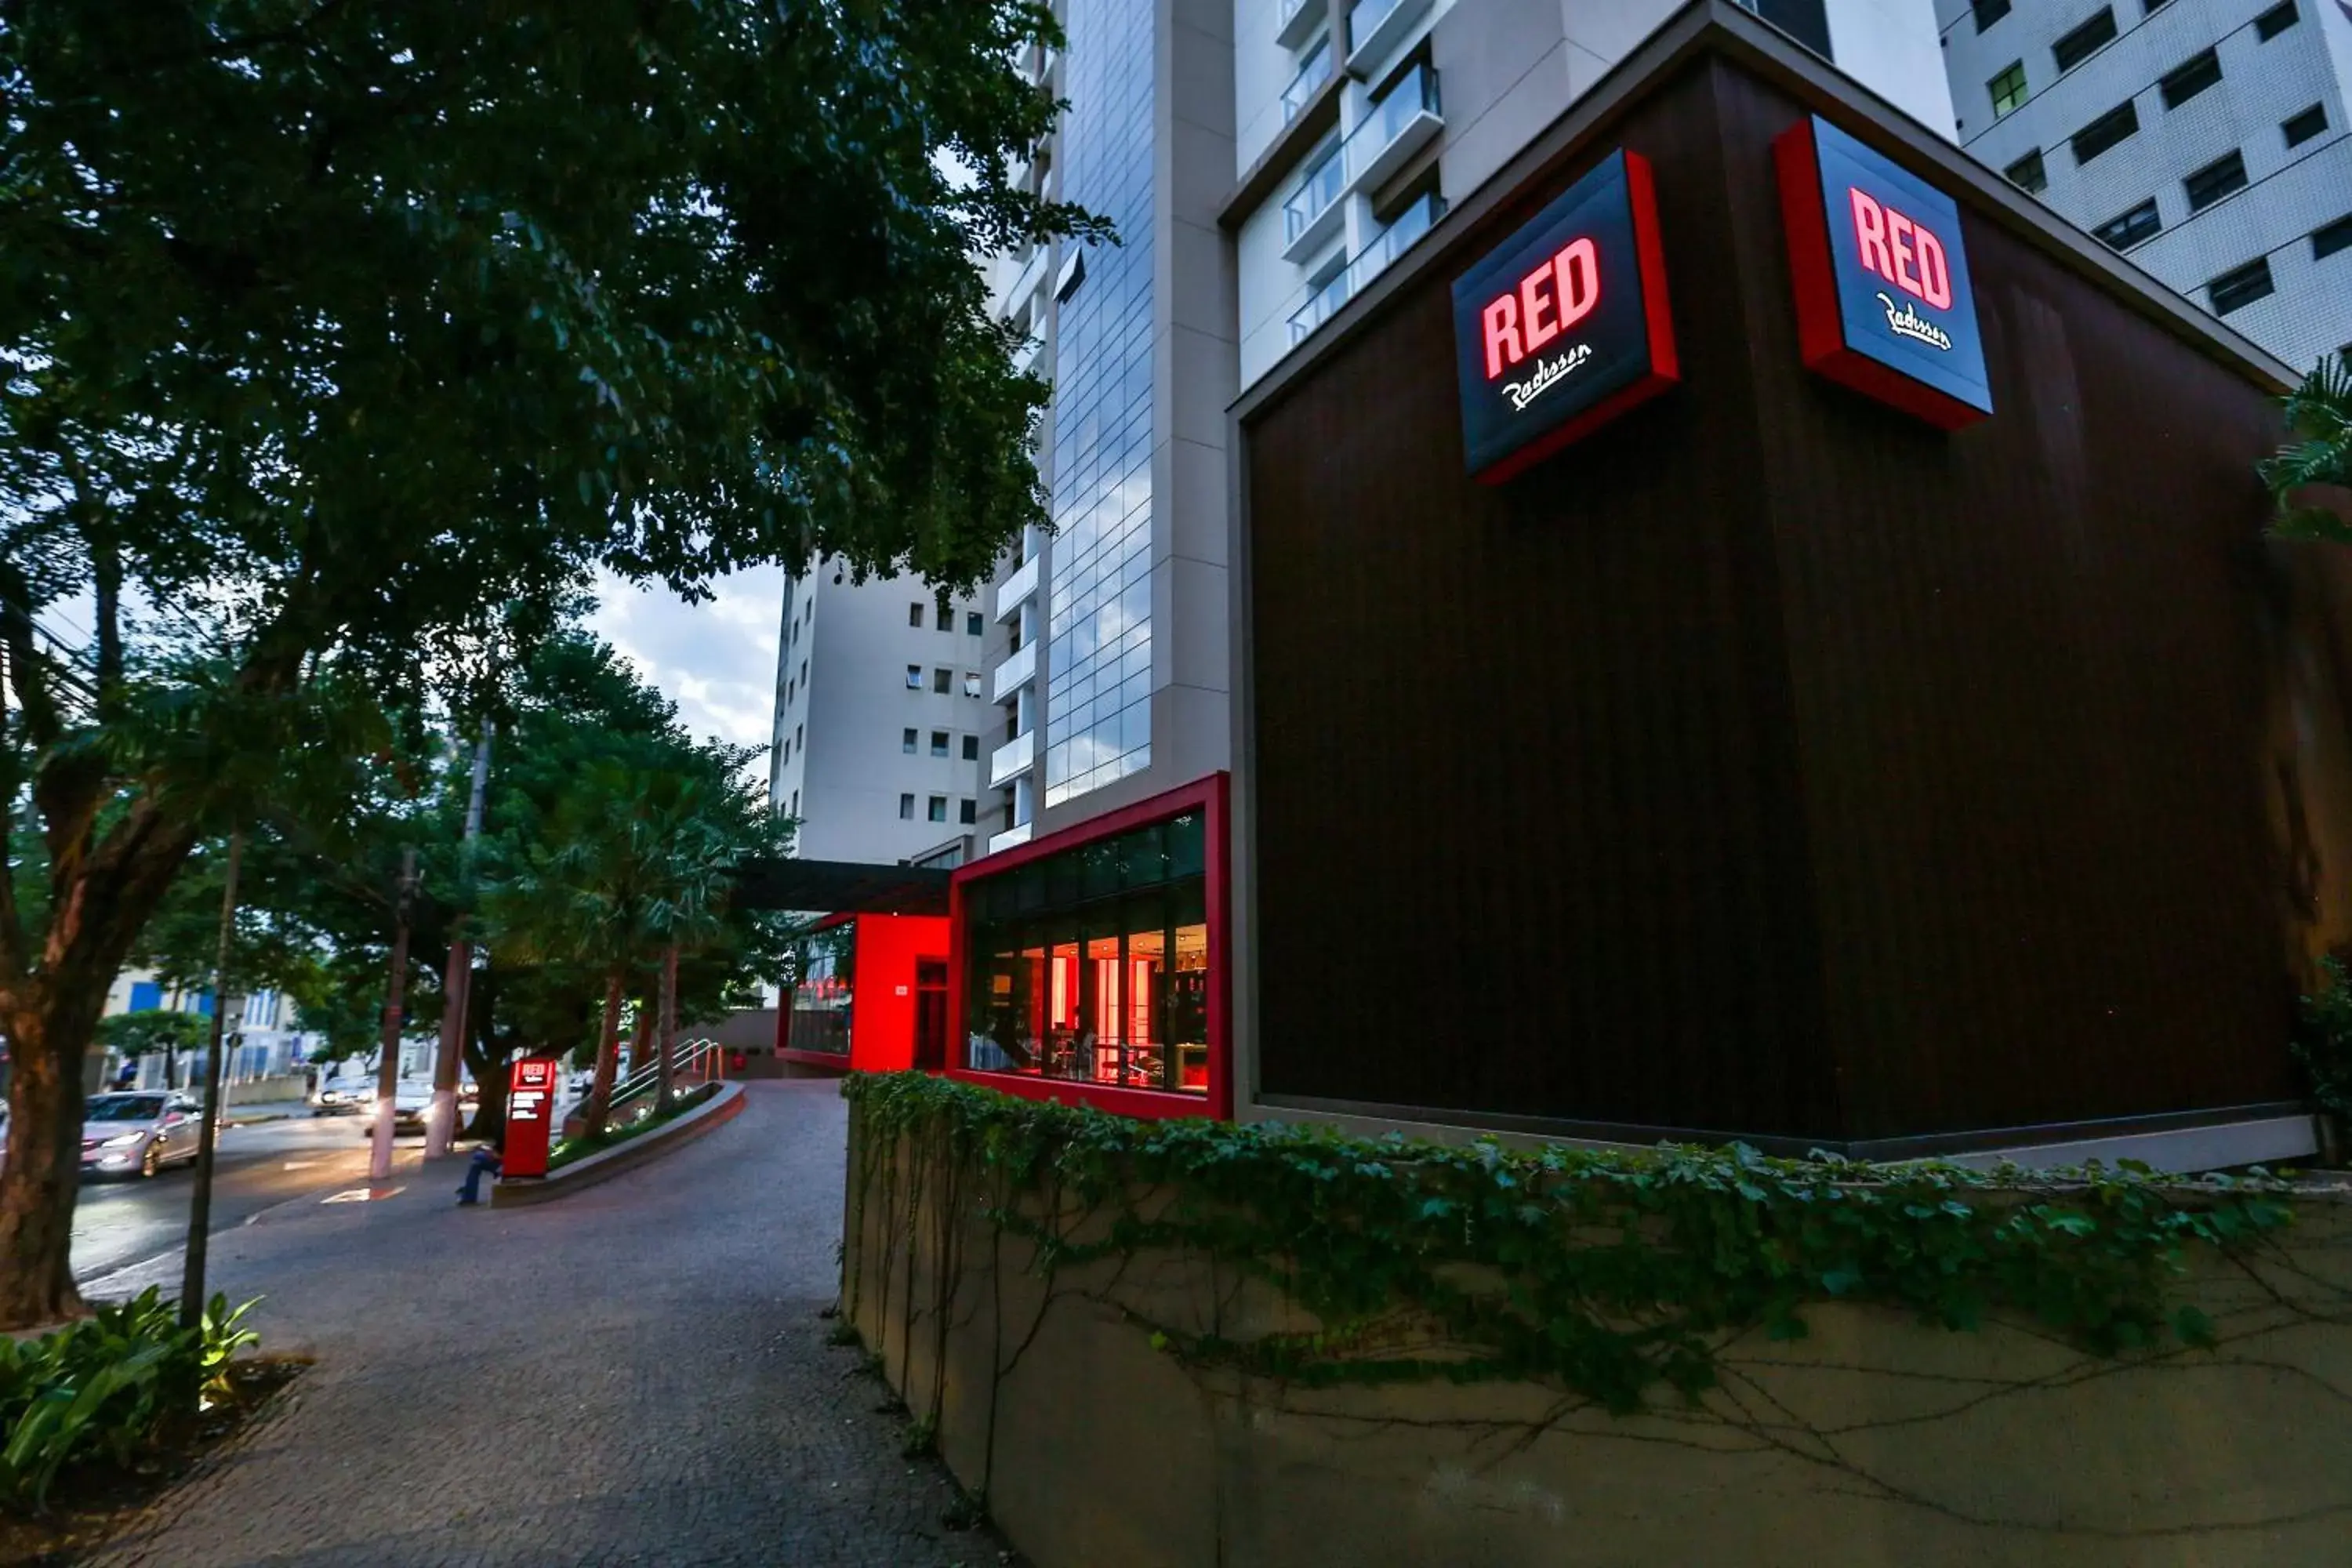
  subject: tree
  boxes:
[1,2,1091,1324]
[2264,358,2352,543]
[95,1008,207,1060]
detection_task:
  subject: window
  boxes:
[1988,61,2029,118]
[906,664,923,690]
[932,667,952,694]
[2143,0,2170,10]
[936,604,953,632]
[2005,149,2049,194]
[2284,103,2328,147]
[963,671,982,698]
[2159,49,2221,110]
[785,924,855,1054]
[898,793,916,819]
[2316,214,2352,261]
[2071,100,2139,164]
[960,799,978,826]
[2255,2,2298,40]
[909,602,924,627]
[927,796,948,823]
[1973,0,2011,29]
[967,612,984,637]
[931,730,950,757]
[963,735,981,760]
[902,727,917,753]
[2183,150,2247,212]
[794,723,803,751]
[2052,9,2118,73]
[790,789,799,816]
[964,808,1212,1097]
[786,678,793,706]
[2208,256,2274,315]
[800,661,807,687]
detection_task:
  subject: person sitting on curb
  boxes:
[456,1136,503,1207]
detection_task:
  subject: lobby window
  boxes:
[2316,214,2352,262]
[928,795,948,823]
[905,664,922,690]
[963,735,981,760]
[2208,256,2274,315]
[931,730,950,757]
[2283,104,2327,148]
[2005,149,2048,194]
[898,793,916,819]
[2159,49,2220,111]
[2052,9,2117,74]
[2255,2,2298,40]
[933,667,952,694]
[1988,61,2028,119]
[902,727,917,754]
[960,799,977,825]
[2183,150,2246,212]
[908,602,924,627]
[965,809,1212,1097]
[967,612,983,637]
[1973,0,2010,29]
[2071,100,2139,165]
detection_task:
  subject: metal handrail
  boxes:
[606,1036,723,1118]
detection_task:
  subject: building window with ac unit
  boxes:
[906,665,922,690]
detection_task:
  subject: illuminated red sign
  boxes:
[1451,149,1678,482]
[1774,115,1991,428]
[503,1056,557,1179]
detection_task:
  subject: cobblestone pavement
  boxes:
[88,1081,1013,1568]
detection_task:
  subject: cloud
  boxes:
[586,564,782,759]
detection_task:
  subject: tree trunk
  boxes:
[655,943,679,1116]
[459,967,505,1143]
[0,810,201,1330]
[580,970,624,1138]
[626,1002,653,1080]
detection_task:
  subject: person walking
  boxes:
[456,1135,503,1207]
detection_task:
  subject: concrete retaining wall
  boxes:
[844,1109,2352,1567]
[494,1083,742,1207]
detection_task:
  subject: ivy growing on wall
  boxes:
[842,1072,2298,1421]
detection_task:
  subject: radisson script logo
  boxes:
[1876,292,1952,351]
[1502,343,1595,411]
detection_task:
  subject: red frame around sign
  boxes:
[1475,149,1682,486]
[945,772,1232,1121]
[1773,117,1987,432]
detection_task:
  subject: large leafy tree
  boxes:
[0,0,1090,1326]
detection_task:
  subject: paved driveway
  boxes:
[89,1081,1009,1568]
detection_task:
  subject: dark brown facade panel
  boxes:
[1242,49,2352,1150]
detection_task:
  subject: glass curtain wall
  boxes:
[786,923,857,1055]
[1043,0,1156,809]
[967,811,1210,1095]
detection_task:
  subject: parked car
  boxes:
[80,1092,208,1180]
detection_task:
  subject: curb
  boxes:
[489,1082,745,1207]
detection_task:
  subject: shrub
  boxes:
[0,1287,260,1515]
[2294,955,2352,1116]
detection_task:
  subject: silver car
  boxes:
[80,1092,208,1180]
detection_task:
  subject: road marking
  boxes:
[321,1185,404,1203]
[282,1160,321,1171]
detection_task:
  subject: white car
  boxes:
[80,1092,209,1180]
[354,1085,437,1136]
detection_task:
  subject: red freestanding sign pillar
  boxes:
[504,1057,557,1179]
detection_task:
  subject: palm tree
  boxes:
[2264,358,2352,544]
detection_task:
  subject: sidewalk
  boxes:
[87,1081,1011,1568]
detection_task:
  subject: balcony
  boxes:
[1280,141,1347,264]
[991,638,1037,703]
[1288,191,1446,347]
[989,820,1034,855]
[994,553,1040,622]
[1276,0,1324,52]
[1342,63,1441,199]
[1345,0,1434,76]
[989,729,1035,788]
[1280,36,1334,125]
[1011,334,1042,379]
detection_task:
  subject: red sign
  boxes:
[504,1056,557,1179]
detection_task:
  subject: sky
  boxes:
[586,564,783,766]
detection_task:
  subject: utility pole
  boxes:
[180,830,243,1329]
[369,848,419,1183]
[426,721,492,1158]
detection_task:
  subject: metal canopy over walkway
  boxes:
[728,858,950,916]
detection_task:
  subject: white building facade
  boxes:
[966,0,1954,858]
[1940,0,2352,374]
[767,569,996,867]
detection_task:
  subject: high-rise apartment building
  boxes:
[766,571,995,866]
[969,0,1954,858]
[1940,0,2352,372]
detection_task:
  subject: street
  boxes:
[71,1112,410,1284]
